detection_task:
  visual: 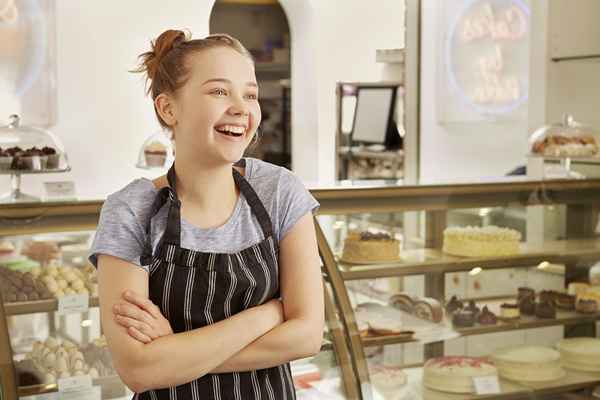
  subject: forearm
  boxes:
[129,307,272,392]
[211,318,323,373]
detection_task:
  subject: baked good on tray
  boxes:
[423,356,498,394]
[491,346,564,382]
[341,231,400,263]
[442,226,521,257]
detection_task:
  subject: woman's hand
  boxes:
[113,290,173,344]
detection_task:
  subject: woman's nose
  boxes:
[228,95,249,116]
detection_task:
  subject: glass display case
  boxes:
[1,175,600,399]
[311,176,600,399]
[0,198,357,400]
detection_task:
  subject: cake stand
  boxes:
[0,167,72,203]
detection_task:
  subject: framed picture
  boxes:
[0,0,57,127]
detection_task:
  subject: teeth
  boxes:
[216,125,246,135]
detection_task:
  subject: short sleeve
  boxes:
[277,169,320,242]
[88,195,149,271]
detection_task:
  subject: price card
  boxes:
[44,181,77,199]
[58,294,89,314]
[60,386,101,400]
[473,375,501,395]
[58,375,93,392]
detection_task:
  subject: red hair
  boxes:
[132,29,253,128]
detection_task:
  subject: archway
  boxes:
[209,0,292,170]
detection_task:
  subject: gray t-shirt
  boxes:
[88,158,319,272]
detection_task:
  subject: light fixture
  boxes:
[81,319,93,328]
[469,267,482,276]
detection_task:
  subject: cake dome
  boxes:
[136,129,174,170]
[0,114,69,172]
[529,114,599,159]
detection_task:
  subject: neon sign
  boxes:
[446,0,530,116]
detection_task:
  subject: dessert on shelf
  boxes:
[452,310,476,327]
[35,262,98,298]
[444,295,463,315]
[491,346,564,382]
[0,269,52,302]
[535,300,556,319]
[478,306,498,325]
[18,337,99,384]
[529,114,599,158]
[518,295,536,316]
[388,292,443,323]
[499,303,520,320]
[423,356,498,394]
[442,225,522,258]
[341,230,401,263]
[556,338,600,372]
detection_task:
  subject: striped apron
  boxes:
[136,159,296,400]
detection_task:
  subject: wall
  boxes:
[419,0,530,182]
[2,1,216,199]
[1,0,405,199]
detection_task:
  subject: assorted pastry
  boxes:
[389,293,443,323]
[354,303,413,339]
[34,263,98,298]
[341,230,401,263]
[82,336,117,378]
[18,337,99,384]
[442,225,522,258]
[0,146,60,171]
[0,269,53,302]
[0,262,98,302]
[531,133,599,158]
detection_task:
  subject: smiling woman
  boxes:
[89,28,323,400]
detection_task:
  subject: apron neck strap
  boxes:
[159,159,273,247]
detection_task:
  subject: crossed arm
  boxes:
[98,213,324,393]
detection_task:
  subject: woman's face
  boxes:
[171,47,261,165]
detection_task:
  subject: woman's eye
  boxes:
[212,88,227,96]
[245,93,258,100]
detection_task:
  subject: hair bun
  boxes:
[137,29,189,85]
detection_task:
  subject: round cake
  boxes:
[442,226,522,258]
[423,356,497,394]
[491,346,565,382]
[556,338,600,372]
[341,231,400,263]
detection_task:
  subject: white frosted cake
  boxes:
[557,338,600,372]
[491,346,564,382]
[423,356,498,394]
[443,226,522,258]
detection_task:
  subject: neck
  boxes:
[173,157,238,211]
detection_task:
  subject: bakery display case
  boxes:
[0,199,358,400]
[311,176,600,399]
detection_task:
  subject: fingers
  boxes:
[113,303,155,327]
[114,314,157,340]
[122,291,163,320]
[128,326,152,344]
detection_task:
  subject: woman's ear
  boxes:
[155,93,177,127]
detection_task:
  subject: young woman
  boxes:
[89,30,323,400]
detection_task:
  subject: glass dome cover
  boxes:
[0,114,70,172]
[529,114,599,159]
[136,129,175,170]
